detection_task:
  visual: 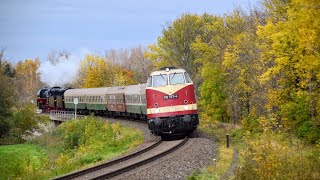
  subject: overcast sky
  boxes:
[0,0,260,62]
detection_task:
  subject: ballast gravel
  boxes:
[116,136,216,180]
[105,118,217,180]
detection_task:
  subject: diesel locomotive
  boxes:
[37,67,199,136]
[146,67,199,135]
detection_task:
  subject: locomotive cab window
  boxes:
[184,72,192,83]
[153,74,168,87]
[170,72,185,85]
[147,76,152,87]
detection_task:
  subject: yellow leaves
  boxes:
[145,44,162,62]
[77,55,136,88]
[79,55,109,88]
[15,59,41,105]
[111,123,121,137]
[255,0,320,132]
[103,121,111,130]
[240,132,320,179]
[56,153,69,167]
[222,45,237,68]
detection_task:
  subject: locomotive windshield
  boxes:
[170,72,184,85]
[184,72,192,83]
[153,74,168,87]
[147,76,152,87]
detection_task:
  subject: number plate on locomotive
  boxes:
[163,94,178,100]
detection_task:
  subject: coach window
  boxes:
[153,74,168,87]
[141,95,146,104]
[147,76,152,87]
[170,72,184,85]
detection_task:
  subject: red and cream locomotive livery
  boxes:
[146,67,199,136]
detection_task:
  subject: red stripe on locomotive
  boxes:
[147,109,198,119]
[146,84,196,109]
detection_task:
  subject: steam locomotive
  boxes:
[36,87,68,112]
[37,67,199,136]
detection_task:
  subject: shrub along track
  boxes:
[52,137,189,180]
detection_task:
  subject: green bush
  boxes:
[0,104,49,144]
[242,116,261,133]
[297,121,320,144]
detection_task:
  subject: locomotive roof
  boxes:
[150,68,186,76]
[159,66,177,70]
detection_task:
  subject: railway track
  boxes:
[53,137,189,180]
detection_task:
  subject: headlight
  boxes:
[155,108,160,113]
[184,105,189,110]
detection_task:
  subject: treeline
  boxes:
[0,46,154,143]
[147,0,320,143]
[74,47,154,88]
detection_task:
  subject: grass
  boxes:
[0,144,48,180]
[0,117,144,180]
[188,118,241,180]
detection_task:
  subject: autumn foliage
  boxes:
[148,0,320,144]
[75,54,137,88]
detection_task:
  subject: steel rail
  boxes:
[92,136,189,180]
[52,140,163,180]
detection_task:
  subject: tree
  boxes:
[75,54,137,88]
[146,14,209,87]
[15,59,41,107]
[0,50,15,138]
[192,15,229,122]
[0,72,15,138]
[127,46,155,83]
[258,0,320,142]
[104,47,154,83]
[192,9,267,124]
[76,55,111,88]
[222,9,267,124]
[10,104,47,143]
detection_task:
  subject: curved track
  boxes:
[52,137,188,180]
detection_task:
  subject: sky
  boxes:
[0,0,260,62]
[0,0,260,86]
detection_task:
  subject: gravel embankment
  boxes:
[115,135,216,180]
[104,118,217,180]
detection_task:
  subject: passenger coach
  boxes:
[146,67,199,136]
